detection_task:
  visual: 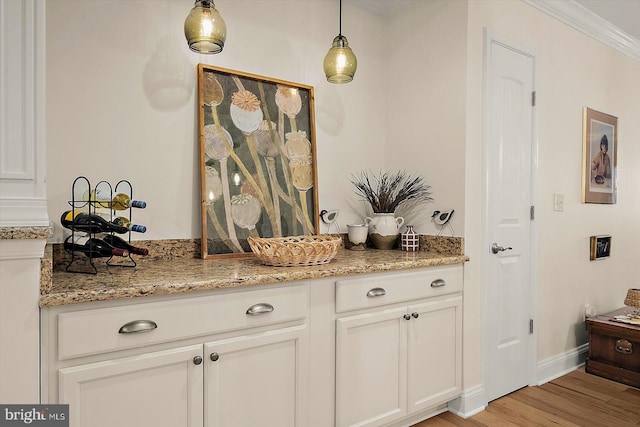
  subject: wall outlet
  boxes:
[553,193,564,212]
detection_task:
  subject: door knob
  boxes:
[491,243,513,254]
[403,314,411,320]
[412,312,419,318]
[193,356,203,365]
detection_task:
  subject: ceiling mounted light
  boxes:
[323,0,357,84]
[184,0,226,54]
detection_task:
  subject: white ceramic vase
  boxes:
[365,213,405,250]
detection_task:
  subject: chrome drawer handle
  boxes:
[616,339,633,354]
[430,279,446,288]
[246,303,274,316]
[118,320,157,334]
[367,287,387,297]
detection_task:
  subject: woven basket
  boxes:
[247,235,341,267]
[624,288,640,308]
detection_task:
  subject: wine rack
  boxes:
[64,176,143,274]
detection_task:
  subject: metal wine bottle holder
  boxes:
[65,176,138,274]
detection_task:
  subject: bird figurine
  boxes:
[431,209,455,236]
[320,209,341,234]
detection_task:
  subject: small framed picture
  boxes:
[582,108,617,204]
[590,235,611,260]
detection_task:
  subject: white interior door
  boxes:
[484,34,536,403]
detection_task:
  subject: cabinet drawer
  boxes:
[57,284,308,360]
[335,265,462,313]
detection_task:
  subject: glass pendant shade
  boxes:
[323,35,357,84]
[184,0,226,54]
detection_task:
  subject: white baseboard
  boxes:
[536,343,589,385]
[387,406,448,427]
[447,385,486,419]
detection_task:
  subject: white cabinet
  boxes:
[205,325,308,427]
[335,267,463,427]
[43,284,309,427]
[59,345,204,427]
[336,306,408,427]
[407,297,462,412]
[43,264,465,427]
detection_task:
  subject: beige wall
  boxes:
[463,0,640,388]
[385,0,468,235]
[46,0,640,396]
[46,0,390,241]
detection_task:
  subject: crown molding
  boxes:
[523,0,640,62]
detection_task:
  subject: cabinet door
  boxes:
[59,345,203,427]
[407,295,462,413]
[336,307,408,427]
[204,325,308,427]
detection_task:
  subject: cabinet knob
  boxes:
[210,352,220,362]
[193,356,203,365]
[403,314,411,320]
[412,312,419,318]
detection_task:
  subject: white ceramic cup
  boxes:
[347,224,368,245]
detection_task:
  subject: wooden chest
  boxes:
[585,307,640,388]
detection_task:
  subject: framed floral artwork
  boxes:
[582,107,618,204]
[197,64,319,259]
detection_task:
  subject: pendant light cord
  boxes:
[339,0,342,37]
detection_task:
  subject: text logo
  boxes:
[0,405,68,426]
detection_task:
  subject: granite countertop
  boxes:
[42,249,468,308]
[0,225,52,240]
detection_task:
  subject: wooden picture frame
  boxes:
[590,235,611,260]
[582,108,617,204]
[197,64,319,259]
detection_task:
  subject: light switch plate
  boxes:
[553,193,564,211]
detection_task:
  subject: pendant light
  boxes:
[184,0,227,54]
[323,0,357,83]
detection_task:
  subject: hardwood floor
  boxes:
[413,368,640,426]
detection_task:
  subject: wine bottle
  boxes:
[64,235,129,258]
[83,189,147,210]
[61,210,129,234]
[91,212,147,233]
[112,193,146,210]
[111,216,147,233]
[82,190,111,209]
[102,235,149,256]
